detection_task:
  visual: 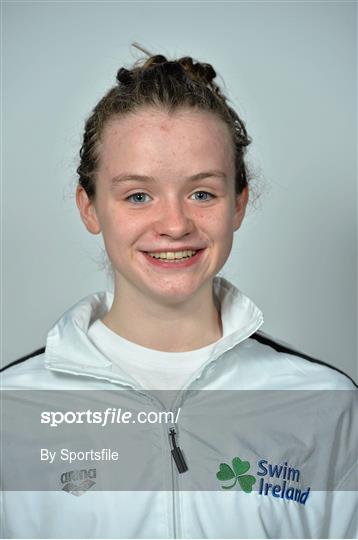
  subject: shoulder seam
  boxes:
[0,347,46,373]
[250,332,357,388]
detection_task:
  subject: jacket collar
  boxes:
[45,276,264,387]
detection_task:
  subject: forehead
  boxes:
[98,107,234,177]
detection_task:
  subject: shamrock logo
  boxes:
[216,456,256,492]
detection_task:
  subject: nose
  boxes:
[153,199,194,239]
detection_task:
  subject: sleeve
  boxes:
[321,389,358,538]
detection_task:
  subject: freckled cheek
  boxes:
[102,215,147,244]
[197,209,233,235]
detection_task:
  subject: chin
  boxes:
[145,279,212,306]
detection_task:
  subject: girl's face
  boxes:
[77,107,248,306]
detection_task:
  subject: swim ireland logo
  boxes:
[216,457,256,492]
[216,457,311,504]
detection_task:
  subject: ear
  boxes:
[76,185,101,235]
[233,185,249,232]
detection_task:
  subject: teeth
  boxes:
[147,250,197,260]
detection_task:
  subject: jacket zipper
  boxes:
[143,394,185,538]
[167,423,188,538]
[169,428,177,539]
[169,427,188,474]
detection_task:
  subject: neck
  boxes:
[101,279,222,352]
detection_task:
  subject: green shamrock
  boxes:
[216,456,256,492]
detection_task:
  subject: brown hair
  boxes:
[77,45,251,200]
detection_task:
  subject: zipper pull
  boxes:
[169,428,188,473]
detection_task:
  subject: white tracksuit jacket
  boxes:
[1,277,357,539]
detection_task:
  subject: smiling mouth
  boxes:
[146,249,199,261]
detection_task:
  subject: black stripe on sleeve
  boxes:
[0,347,46,373]
[250,331,357,388]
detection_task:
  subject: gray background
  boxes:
[2,1,357,381]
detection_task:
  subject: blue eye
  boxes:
[191,191,214,201]
[126,192,151,204]
[126,191,214,204]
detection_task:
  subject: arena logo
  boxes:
[60,468,97,497]
[216,457,311,505]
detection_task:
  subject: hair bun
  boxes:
[199,63,216,84]
[178,57,216,85]
[144,54,168,68]
[142,56,185,80]
[191,62,216,85]
[163,61,185,78]
[116,67,132,85]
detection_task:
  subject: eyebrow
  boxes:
[110,170,227,186]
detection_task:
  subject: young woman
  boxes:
[1,46,357,539]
